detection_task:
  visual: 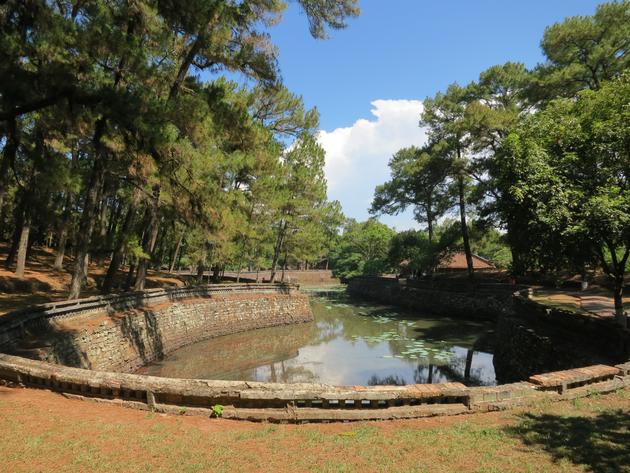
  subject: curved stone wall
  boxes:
[346,276,514,320]
[0,282,628,423]
[0,284,312,373]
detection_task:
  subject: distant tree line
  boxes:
[0,0,359,296]
[369,1,630,326]
[329,218,510,281]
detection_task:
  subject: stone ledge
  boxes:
[1,352,628,422]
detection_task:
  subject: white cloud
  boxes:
[317,99,428,230]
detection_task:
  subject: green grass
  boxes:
[0,388,628,472]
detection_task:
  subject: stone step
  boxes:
[529,364,619,392]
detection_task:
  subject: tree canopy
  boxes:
[371,0,630,326]
[0,0,358,297]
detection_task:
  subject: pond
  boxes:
[138,288,498,386]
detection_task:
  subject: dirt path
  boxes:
[532,289,629,318]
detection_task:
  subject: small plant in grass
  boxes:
[211,404,224,418]
[179,407,188,416]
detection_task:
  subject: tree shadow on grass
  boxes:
[506,410,630,473]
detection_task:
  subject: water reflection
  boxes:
[140,288,497,386]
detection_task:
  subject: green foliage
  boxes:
[330,219,395,279]
[0,0,359,292]
[211,405,224,418]
[495,73,630,320]
[125,236,151,263]
[469,226,512,269]
[373,2,629,296]
[387,230,430,271]
[371,143,453,242]
[387,222,462,275]
[533,1,630,99]
[297,0,360,39]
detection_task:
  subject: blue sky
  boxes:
[267,1,603,229]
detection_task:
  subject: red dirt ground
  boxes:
[1,385,628,473]
[0,244,186,316]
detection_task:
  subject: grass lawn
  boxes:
[0,386,628,473]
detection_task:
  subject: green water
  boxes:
[140,288,497,386]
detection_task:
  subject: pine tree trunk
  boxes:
[53,228,68,271]
[53,197,73,271]
[0,156,11,208]
[53,147,79,272]
[0,194,5,239]
[5,219,21,269]
[457,174,474,280]
[270,220,286,283]
[68,119,107,299]
[124,262,136,290]
[506,217,526,276]
[169,231,184,273]
[510,247,525,276]
[101,246,126,294]
[613,276,627,329]
[236,259,243,283]
[25,226,38,263]
[133,185,160,291]
[106,200,123,242]
[94,199,109,267]
[281,249,288,282]
[102,199,138,294]
[0,117,18,207]
[15,219,30,278]
[464,349,474,381]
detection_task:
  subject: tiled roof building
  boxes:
[437,251,496,270]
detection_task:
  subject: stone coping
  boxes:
[0,283,628,422]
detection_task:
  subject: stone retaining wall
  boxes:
[512,290,630,361]
[347,276,512,320]
[0,284,312,373]
[349,277,630,376]
[0,281,628,423]
[492,316,612,383]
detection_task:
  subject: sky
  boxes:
[266,1,604,230]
